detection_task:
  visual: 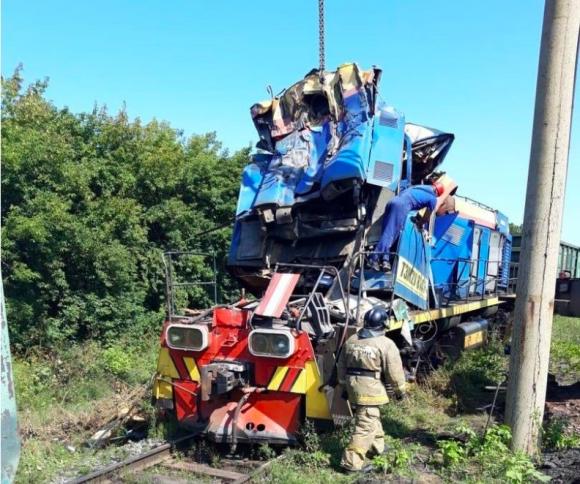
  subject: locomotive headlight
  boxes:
[166,324,209,351]
[248,329,295,359]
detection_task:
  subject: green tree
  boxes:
[509,223,523,235]
[1,68,249,350]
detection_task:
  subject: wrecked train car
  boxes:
[153,63,512,446]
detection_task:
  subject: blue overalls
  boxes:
[372,185,437,263]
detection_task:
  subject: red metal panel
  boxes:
[254,273,300,318]
[214,307,248,328]
[174,381,199,422]
[203,391,302,443]
[165,306,320,440]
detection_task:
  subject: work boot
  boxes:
[340,463,374,474]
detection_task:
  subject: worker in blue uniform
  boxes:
[371,182,444,271]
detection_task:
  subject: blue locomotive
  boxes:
[154,63,512,443]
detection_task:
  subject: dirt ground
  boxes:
[541,449,580,483]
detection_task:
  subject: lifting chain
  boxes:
[318,0,325,72]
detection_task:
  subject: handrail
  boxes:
[162,251,218,320]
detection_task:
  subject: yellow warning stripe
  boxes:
[183,357,200,382]
[387,297,502,331]
[266,363,331,418]
[267,367,308,394]
[290,369,307,394]
[267,366,289,391]
[156,348,179,379]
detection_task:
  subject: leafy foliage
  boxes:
[2,68,249,349]
[543,418,580,450]
[550,315,580,384]
[372,436,417,475]
[435,424,549,483]
[435,337,507,412]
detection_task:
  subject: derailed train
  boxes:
[153,63,512,446]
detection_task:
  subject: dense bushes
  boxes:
[1,68,249,350]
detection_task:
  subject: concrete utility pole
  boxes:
[505,0,580,455]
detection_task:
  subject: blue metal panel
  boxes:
[236,155,269,216]
[456,220,475,299]
[495,211,510,236]
[253,131,309,208]
[393,215,430,309]
[366,106,405,190]
[476,227,491,295]
[320,120,372,198]
[295,123,331,195]
[499,234,512,288]
[431,214,473,301]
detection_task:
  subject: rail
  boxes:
[65,434,282,483]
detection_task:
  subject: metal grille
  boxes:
[373,161,394,183]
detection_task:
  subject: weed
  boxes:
[102,346,134,379]
[260,456,354,484]
[543,418,580,450]
[435,424,549,483]
[256,443,277,460]
[299,419,322,453]
[547,315,579,384]
[14,338,159,483]
[434,337,507,412]
[15,439,129,484]
[288,449,331,468]
[372,436,417,475]
[437,439,465,467]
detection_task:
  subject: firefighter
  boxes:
[337,306,407,472]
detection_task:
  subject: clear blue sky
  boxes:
[2,0,579,243]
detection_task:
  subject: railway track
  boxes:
[65,436,279,484]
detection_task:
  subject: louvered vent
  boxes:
[443,224,465,246]
[373,161,394,183]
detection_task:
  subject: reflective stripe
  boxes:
[356,395,389,405]
[346,445,367,456]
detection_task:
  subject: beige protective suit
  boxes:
[337,330,407,471]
